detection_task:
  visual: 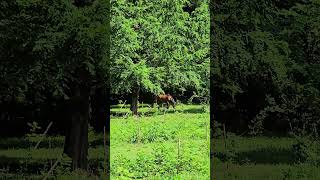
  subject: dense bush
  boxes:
[211,0,320,137]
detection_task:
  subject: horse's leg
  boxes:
[170,97,176,109]
[153,97,156,108]
[166,101,170,109]
[171,102,175,109]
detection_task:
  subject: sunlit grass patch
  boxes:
[111,104,210,179]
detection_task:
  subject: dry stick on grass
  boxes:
[207,122,210,157]
[147,104,153,116]
[120,100,127,109]
[239,130,248,137]
[118,100,127,118]
[177,138,181,174]
[211,120,215,179]
[42,122,66,180]
[34,121,53,149]
[312,124,319,144]
[123,112,130,119]
[42,133,68,180]
[49,137,53,175]
[222,123,228,176]
[136,115,141,144]
[42,154,63,180]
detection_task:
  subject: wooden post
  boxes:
[103,126,107,174]
[49,137,52,174]
[222,123,228,176]
[177,138,181,174]
[210,125,214,179]
[207,122,209,157]
[135,115,141,144]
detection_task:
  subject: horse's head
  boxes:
[167,94,176,107]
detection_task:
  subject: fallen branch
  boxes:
[35,121,53,149]
[120,100,127,109]
[42,154,63,180]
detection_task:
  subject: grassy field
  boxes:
[4,103,316,180]
[0,130,107,179]
[213,135,320,180]
[110,104,210,179]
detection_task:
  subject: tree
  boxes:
[0,0,110,170]
[211,0,290,133]
[211,0,320,135]
[111,0,209,115]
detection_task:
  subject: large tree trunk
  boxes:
[90,87,108,132]
[63,85,90,171]
[130,86,140,116]
[88,85,110,174]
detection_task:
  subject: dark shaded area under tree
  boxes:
[0,0,110,172]
[211,0,320,136]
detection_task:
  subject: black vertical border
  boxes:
[106,0,111,179]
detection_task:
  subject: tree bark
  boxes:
[90,87,108,132]
[130,86,140,116]
[63,85,89,171]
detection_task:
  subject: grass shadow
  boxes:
[110,104,208,118]
[0,155,104,176]
[111,104,152,108]
[0,155,50,175]
[90,137,104,147]
[1,136,105,149]
[110,111,158,118]
[0,138,64,149]
[182,108,206,114]
[215,147,296,165]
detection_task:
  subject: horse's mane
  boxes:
[157,92,165,96]
[157,93,173,97]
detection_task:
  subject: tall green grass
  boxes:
[111,104,210,179]
[0,132,106,179]
[213,135,320,180]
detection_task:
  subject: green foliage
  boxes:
[26,121,42,136]
[291,136,320,166]
[212,0,320,136]
[110,104,209,179]
[111,0,209,98]
[0,0,109,125]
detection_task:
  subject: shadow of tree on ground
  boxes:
[215,146,296,165]
[0,155,104,176]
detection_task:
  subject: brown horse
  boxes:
[155,94,176,109]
